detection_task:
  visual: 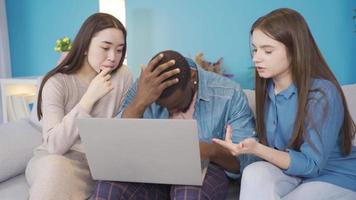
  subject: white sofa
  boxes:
[0,84,355,200]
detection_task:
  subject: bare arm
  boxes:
[121,99,148,118]
[200,141,240,172]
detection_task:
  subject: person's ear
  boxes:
[191,70,198,85]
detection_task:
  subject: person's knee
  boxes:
[36,155,72,177]
[171,185,202,200]
[242,161,276,185]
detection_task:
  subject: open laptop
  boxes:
[77,118,209,186]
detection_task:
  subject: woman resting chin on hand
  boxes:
[25,13,133,200]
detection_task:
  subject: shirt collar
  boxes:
[185,57,210,101]
[267,79,296,101]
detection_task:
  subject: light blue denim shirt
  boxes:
[265,79,356,192]
[118,58,256,174]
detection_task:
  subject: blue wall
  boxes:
[126,0,356,88]
[6,0,98,77]
[6,0,356,89]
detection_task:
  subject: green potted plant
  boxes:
[54,36,72,64]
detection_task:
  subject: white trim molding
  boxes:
[0,0,12,79]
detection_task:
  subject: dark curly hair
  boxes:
[151,50,191,99]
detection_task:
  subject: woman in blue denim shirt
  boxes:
[214,8,356,200]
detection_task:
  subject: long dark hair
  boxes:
[37,13,127,119]
[252,8,355,155]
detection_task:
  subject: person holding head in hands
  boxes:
[92,50,256,200]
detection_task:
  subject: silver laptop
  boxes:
[77,118,208,186]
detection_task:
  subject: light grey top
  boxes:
[37,65,133,155]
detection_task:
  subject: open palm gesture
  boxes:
[212,125,258,156]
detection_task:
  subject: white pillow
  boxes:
[29,77,43,130]
[0,119,42,182]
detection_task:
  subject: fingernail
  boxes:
[159,54,163,58]
[175,78,179,82]
[176,68,180,73]
[171,60,175,64]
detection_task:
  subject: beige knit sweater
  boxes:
[37,65,133,155]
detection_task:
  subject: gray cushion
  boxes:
[342,84,356,122]
[243,89,256,117]
[342,84,356,145]
[29,77,43,129]
[0,119,41,182]
[0,174,28,200]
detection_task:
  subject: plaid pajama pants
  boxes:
[91,163,229,200]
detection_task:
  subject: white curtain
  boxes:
[0,0,11,123]
[0,0,12,78]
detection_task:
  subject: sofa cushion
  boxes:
[0,174,28,200]
[0,119,42,182]
[341,84,356,145]
[243,89,255,117]
[342,84,356,121]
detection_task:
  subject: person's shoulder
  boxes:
[200,70,244,101]
[42,73,71,96]
[45,73,69,87]
[311,79,337,92]
[310,79,340,99]
[204,71,242,91]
